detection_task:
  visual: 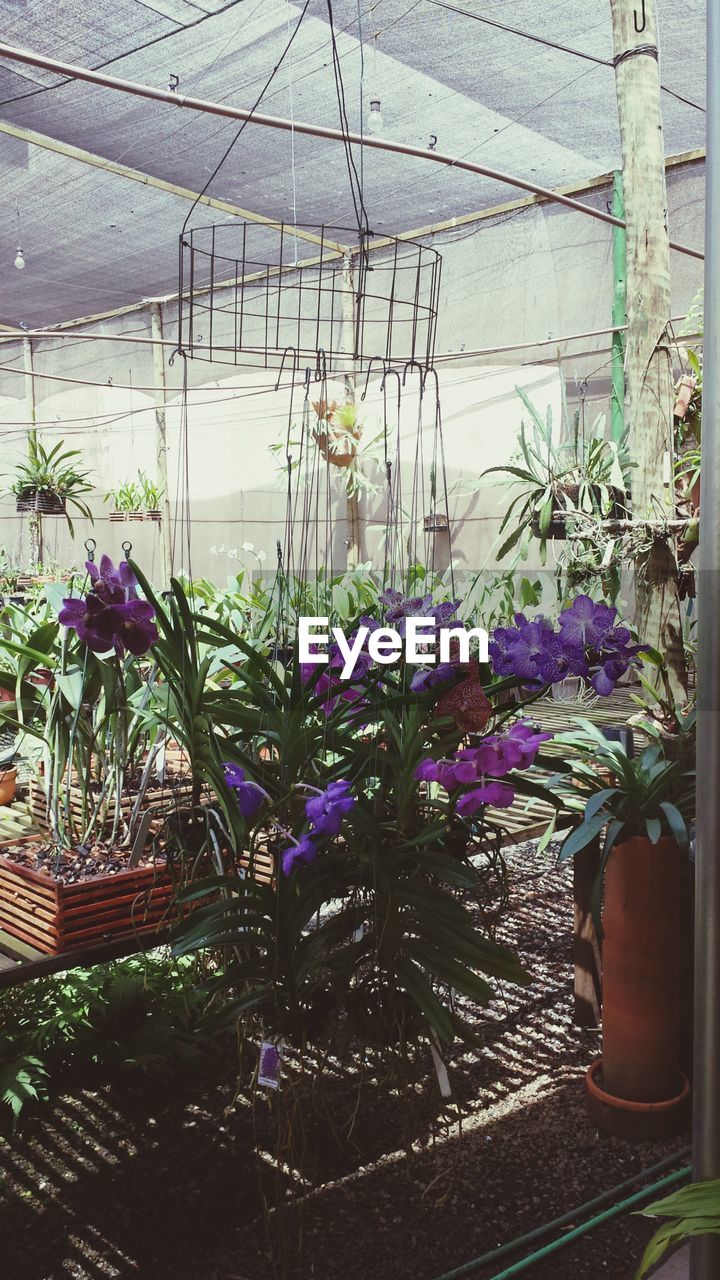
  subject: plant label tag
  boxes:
[258,1040,282,1089]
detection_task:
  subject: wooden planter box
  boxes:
[0,844,175,955]
[28,777,196,838]
[109,510,161,523]
[15,489,67,516]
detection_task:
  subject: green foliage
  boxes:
[478,386,632,566]
[547,711,695,864]
[636,1179,720,1278]
[0,952,220,1124]
[106,470,163,513]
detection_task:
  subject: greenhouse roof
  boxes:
[0,0,706,328]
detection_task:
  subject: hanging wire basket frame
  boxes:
[177,223,442,369]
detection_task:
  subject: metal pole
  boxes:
[149,303,174,586]
[691,3,720,1275]
[0,39,702,260]
[610,171,626,444]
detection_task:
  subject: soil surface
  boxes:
[0,839,690,1280]
[0,841,166,883]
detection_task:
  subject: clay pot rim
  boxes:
[586,1058,690,1113]
[0,767,17,781]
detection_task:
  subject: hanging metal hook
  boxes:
[633,0,646,33]
[274,346,299,392]
[121,540,133,561]
[84,537,96,562]
[360,356,386,402]
[402,358,427,396]
[314,348,327,382]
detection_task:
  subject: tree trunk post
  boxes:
[610,0,687,700]
[149,302,174,586]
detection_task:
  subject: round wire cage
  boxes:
[177,223,442,369]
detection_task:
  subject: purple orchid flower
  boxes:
[86,554,138,604]
[58,596,158,658]
[223,762,266,818]
[456,781,516,813]
[282,833,318,876]
[305,779,356,837]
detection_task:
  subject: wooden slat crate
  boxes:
[0,846,177,956]
[28,777,197,838]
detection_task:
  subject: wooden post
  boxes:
[340,254,364,571]
[23,335,41,568]
[573,839,603,1027]
[149,302,174,586]
[610,0,687,700]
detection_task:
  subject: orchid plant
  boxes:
[169,586,643,1055]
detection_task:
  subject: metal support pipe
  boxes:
[691,4,720,1276]
[0,40,703,260]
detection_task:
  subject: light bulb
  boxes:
[367,98,383,135]
[14,246,25,270]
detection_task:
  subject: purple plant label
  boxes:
[258,1040,282,1089]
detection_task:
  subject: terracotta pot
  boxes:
[315,428,357,468]
[586,1059,690,1141]
[598,835,687,1105]
[0,767,17,806]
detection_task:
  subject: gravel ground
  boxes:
[0,839,689,1280]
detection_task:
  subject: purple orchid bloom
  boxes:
[86,554,138,604]
[282,833,318,876]
[456,780,516,813]
[558,594,616,648]
[223,762,266,818]
[58,594,157,658]
[305,779,356,836]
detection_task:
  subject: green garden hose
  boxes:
[432,1148,691,1280]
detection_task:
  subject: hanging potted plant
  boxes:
[312,399,362,468]
[550,708,695,1139]
[479,388,632,564]
[10,439,94,526]
[106,471,163,522]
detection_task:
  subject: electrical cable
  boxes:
[180,0,311,236]
[423,0,704,113]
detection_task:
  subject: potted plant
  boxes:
[312,399,363,468]
[106,471,163,522]
[479,388,632,564]
[550,708,695,1139]
[0,555,201,955]
[9,439,94,529]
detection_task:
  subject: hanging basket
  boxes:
[530,485,629,540]
[314,428,359,468]
[15,488,67,516]
[109,510,162,523]
[424,512,450,533]
[178,222,442,369]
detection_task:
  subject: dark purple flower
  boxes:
[282,833,317,876]
[305,779,356,836]
[59,584,157,659]
[86,554,138,604]
[223,762,266,818]
[410,661,458,693]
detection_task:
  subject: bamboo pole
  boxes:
[149,303,173,585]
[610,0,687,701]
[339,254,363,571]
